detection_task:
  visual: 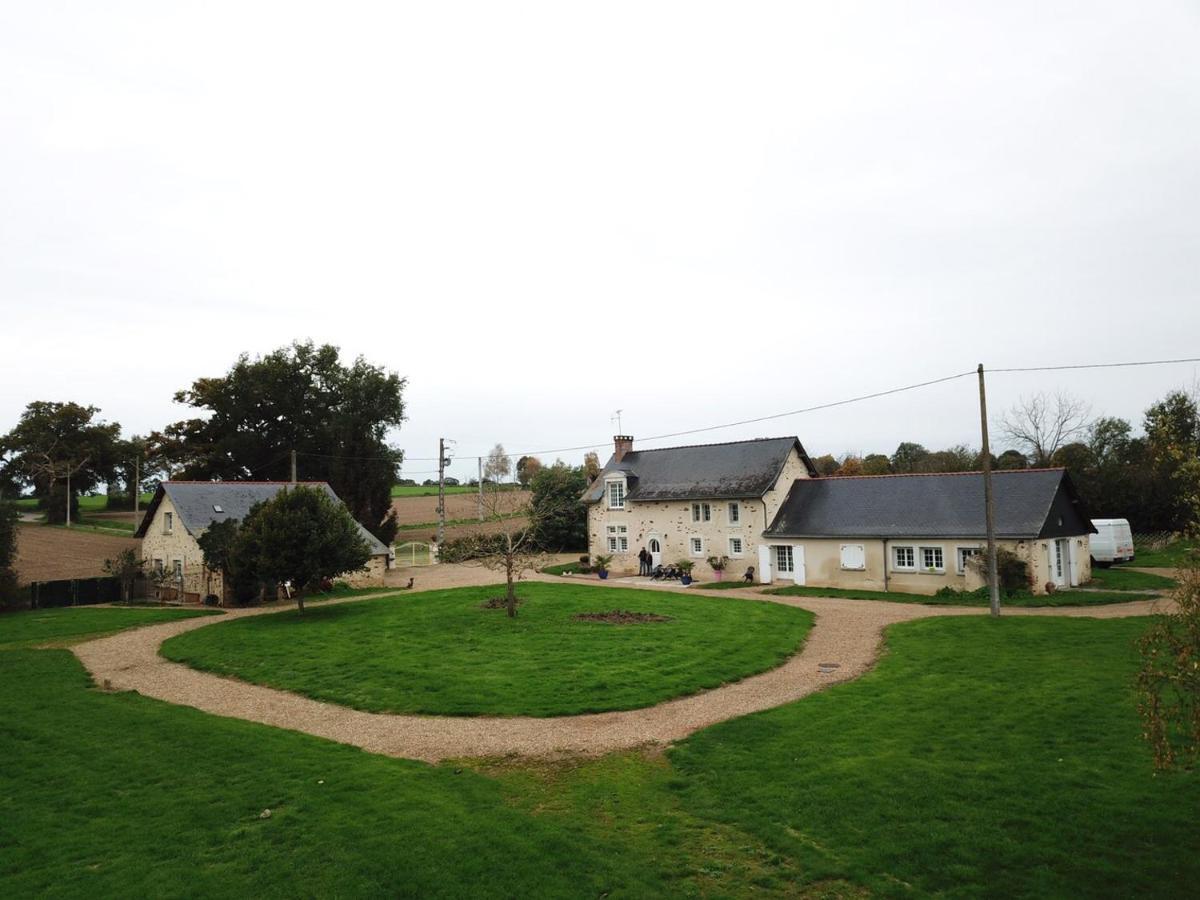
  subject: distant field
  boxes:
[14,524,139,584]
[14,494,152,512]
[390,490,530,527]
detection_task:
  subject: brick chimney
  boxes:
[613,435,633,463]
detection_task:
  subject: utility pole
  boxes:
[290,448,298,484]
[477,456,484,522]
[65,461,72,529]
[978,364,1001,616]
[133,450,140,519]
[436,438,446,546]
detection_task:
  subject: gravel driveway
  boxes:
[70,574,1175,763]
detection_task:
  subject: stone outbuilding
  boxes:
[135,481,392,602]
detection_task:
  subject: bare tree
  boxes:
[483,443,511,484]
[999,392,1092,468]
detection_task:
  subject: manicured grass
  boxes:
[0,606,219,650]
[667,616,1200,897]
[163,583,813,717]
[762,583,1155,606]
[0,650,671,898]
[1132,537,1195,568]
[1088,566,1177,591]
[691,580,756,590]
[13,493,152,512]
[540,561,586,575]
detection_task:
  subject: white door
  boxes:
[1052,539,1068,588]
[758,545,772,584]
[648,537,662,568]
[772,545,805,585]
[794,545,806,586]
[1067,539,1080,586]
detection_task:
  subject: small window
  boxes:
[919,546,945,573]
[606,524,628,553]
[728,537,744,557]
[691,503,712,523]
[163,511,173,533]
[892,545,915,571]
[606,480,625,510]
[153,558,164,575]
[213,504,224,514]
[775,545,794,574]
[172,559,183,578]
[727,502,740,524]
[690,537,704,557]
[840,544,866,571]
[956,546,982,574]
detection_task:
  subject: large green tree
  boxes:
[528,462,588,551]
[153,342,405,543]
[0,402,122,523]
[228,486,371,612]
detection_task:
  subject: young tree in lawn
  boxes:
[102,548,146,604]
[999,391,1092,468]
[226,487,367,614]
[229,486,370,613]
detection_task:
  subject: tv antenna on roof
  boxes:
[611,409,623,432]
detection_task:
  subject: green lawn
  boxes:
[2,603,1196,896]
[0,606,219,650]
[762,583,1156,606]
[162,583,813,717]
[13,493,152,512]
[1088,566,1177,591]
[1132,537,1195,568]
[667,616,1200,896]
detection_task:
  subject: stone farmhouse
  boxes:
[584,435,1094,595]
[135,481,392,602]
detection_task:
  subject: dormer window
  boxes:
[606,478,626,510]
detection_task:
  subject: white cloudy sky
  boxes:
[2,2,1198,480]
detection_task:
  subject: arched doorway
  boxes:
[648,537,662,568]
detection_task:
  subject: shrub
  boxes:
[0,502,19,610]
[967,547,1032,596]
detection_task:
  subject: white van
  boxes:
[1090,518,1135,566]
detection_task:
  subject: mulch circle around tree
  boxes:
[573,610,674,625]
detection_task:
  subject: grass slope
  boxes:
[668,616,1200,897]
[1090,566,1177,590]
[0,650,669,898]
[762,583,1155,606]
[0,606,218,650]
[162,583,813,717]
[1132,538,1195,568]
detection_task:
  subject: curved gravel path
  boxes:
[71,576,1175,763]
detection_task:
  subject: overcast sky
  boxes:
[2,2,1198,481]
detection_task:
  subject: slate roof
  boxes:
[583,437,817,503]
[135,481,391,556]
[764,469,1094,539]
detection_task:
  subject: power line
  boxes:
[288,354,1200,464]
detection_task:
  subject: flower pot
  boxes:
[713,570,724,581]
[681,575,692,586]
[598,570,609,580]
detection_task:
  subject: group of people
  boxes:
[637,546,684,581]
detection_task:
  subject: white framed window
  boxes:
[839,543,866,571]
[892,545,915,571]
[919,546,945,573]
[606,480,626,510]
[728,537,744,557]
[163,511,173,534]
[606,524,628,553]
[690,536,704,557]
[172,559,183,578]
[775,545,794,574]
[153,558,164,575]
[691,502,712,523]
[956,546,982,574]
[727,502,740,525]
